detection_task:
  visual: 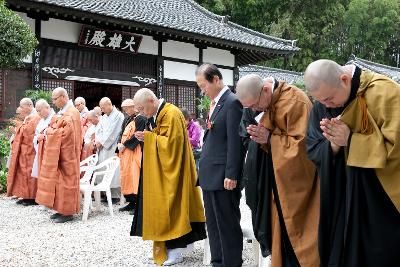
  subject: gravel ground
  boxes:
[0,193,259,267]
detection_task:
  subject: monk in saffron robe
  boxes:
[7,98,41,206]
[117,99,146,214]
[35,87,82,223]
[236,74,320,267]
[6,107,24,169]
[305,59,400,267]
[75,97,91,160]
[131,88,206,266]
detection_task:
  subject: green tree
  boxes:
[343,0,400,66]
[0,0,37,68]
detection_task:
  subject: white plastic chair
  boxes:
[80,156,120,221]
[80,154,98,185]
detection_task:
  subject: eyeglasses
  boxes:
[246,88,263,109]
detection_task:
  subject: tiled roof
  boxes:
[347,55,400,82]
[239,65,303,84]
[19,0,298,54]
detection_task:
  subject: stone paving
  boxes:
[0,194,259,267]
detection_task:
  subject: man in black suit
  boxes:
[196,63,245,267]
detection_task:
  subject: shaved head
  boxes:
[93,106,102,116]
[304,59,354,108]
[52,87,69,108]
[133,88,157,104]
[99,97,112,106]
[304,59,345,92]
[53,87,68,97]
[20,98,33,107]
[121,98,134,107]
[133,88,159,118]
[236,74,264,101]
[87,110,98,119]
[235,74,274,111]
[99,97,113,115]
[35,99,51,119]
[35,99,50,109]
[87,110,100,125]
[19,97,34,116]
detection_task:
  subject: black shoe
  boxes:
[54,215,73,223]
[16,199,25,204]
[50,213,62,220]
[22,199,38,206]
[119,202,134,212]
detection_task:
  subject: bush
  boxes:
[0,128,11,193]
[24,89,52,104]
[0,0,38,68]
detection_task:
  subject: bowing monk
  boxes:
[95,97,124,202]
[117,99,146,214]
[236,74,319,267]
[81,110,100,160]
[35,87,81,223]
[305,59,400,267]
[31,99,55,179]
[7,98,41,206]
[6,107,25,169]
[131,88,206,266]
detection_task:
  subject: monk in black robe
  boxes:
[305,59,400,267]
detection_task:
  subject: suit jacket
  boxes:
[198,89,245,191]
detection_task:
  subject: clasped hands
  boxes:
[247,124,269,144]
[320,116,350,153]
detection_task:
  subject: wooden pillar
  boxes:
[156,40,164,98]
[32,19,42,90]
[232,51,239,92]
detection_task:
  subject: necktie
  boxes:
[208,100,216,120]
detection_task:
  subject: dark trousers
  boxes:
[203,189,243,267]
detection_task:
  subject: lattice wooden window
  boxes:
[163,84,196,115]
[42,79,75,99]
[121,86,145,101]
[164,84,177,106]
[178,85,196,115]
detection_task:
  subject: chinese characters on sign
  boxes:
[78,26,142,54]
[32,48,42,90]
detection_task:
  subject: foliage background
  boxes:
[0,0,37,69]
[195,0,400,71]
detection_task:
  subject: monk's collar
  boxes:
[58,100,73,115]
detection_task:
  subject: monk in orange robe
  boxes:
[7,98,41,206]
[236,74,319,267]
[35,87,82,223]
[117,99,146,214]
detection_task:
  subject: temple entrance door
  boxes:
[74,82,122,110]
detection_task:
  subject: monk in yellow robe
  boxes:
[305,59,400,267]
[35,87,82,223]
[236,74,320,267]
[7,98,41,206]
[131,88,206,266]
[117,99,146,214]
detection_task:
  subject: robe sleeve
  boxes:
[144,109,185,178]
[98,113,123,150]
[124,115,146,150]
